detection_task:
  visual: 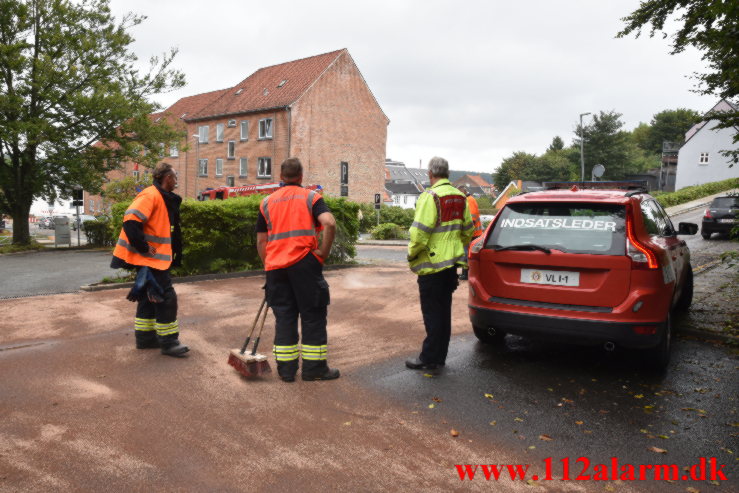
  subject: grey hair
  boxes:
[428,156,449,178]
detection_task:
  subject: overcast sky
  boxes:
[108,0,714,175]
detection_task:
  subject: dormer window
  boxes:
[235,88,243,95]
[277,79,287,88]
[263,88,269,96]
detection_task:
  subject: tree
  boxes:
[547,136,564,152]
[528,150,576,182]
[618,0,739,164]
[494,151,537,191]
[0,0,185,244]
[575,111,633,180]
[645,108,702,154]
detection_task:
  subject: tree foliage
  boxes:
[644,108,702,154]
[618,0,739,164]
[547,136,565,152]
[0,0,185,244]
[494,152,537,190]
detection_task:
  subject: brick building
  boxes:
[88,49,388,212]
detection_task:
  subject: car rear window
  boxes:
[710,197,739,208]
[487,202,626,255]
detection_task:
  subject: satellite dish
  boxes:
[592,164,605,180]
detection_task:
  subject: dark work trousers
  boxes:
[266,253,330,378]
[418,266,459,365]
[134,268,179,347]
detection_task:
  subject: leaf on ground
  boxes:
[561,398,574,404]
[547,387,554,392]
[658,435,670,439]
[432,397,442,403]
[423,373,434,378]
[428,404,435,409]
[720,447,733,454]
[450,429,459,437]
[640,429,649,434]
[514,417,524,422]
[539,434,553,441]
[484,393,494,399]
[575,421,584,425]
[599,410,609,414]
[343,421,351,426]
[634,394,644,399]
[526,479,537,485]
[648,446,667,454]
[489,421,497,426]
[528,445,536,450]
[604,485,615,492]
[685,487,700,493]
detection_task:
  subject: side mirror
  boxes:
[677,222,698,235]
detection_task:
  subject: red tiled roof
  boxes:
[189,49,346,120]
[158,88,232,123]
[466,174,491,187]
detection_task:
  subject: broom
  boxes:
[228,296,272,377]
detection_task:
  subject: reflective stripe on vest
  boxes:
[116,238,172,261]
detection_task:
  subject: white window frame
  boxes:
[227,141,235,159]
[216,123,224,142]
[240,121,249,141]
[699,152,709,165]
[216,158,224,176]
[170,144,178,157]
[198,158,208,176]
[239,157,248,177]
[198,125,209,143]
[227,119,237,127]
[257,157,272,178]
[259,118,273,139]
[132,170,139,180]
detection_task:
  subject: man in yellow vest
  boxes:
[458,185,484,280]
[111,162,188,357]
[406,157,474,370]
[256,158,339,382]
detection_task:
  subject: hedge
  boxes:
[110,194,359,276]
[655,177,739,208]
[358,203,415,233]
[370,223,409,240]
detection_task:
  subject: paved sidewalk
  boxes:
[680,257,739,342]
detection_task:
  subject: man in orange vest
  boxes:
[458,186,484,280]
[111,162,189,357]
[256,158,339,382]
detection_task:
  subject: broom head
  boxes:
[228,348,272,378]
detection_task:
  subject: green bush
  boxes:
[110,194,360,275]
[371,223,408,240]
[358,204,415,233]
[82,217,115,247]
[656,177,739,208]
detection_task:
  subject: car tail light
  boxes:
[626,219,658,270]
[632,325,658,335]
[703,208,712,219]
[470,237,484,255]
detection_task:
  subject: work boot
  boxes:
[277,361,298,383]
[302,366,340,381]
[135,332,159,349]
[160,340,189,357]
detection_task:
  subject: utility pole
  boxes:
[579,112,591,181]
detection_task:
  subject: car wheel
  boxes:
[644,312,672,372]
[675,265,693,312]
[473,325,506,345]
[701,231,711,239]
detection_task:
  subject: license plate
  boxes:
[521,268,580,286]
[718,218,736,223]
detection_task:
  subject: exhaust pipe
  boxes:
[603,341,616,352]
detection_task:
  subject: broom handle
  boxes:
[251,298,270,356]
[240,297,266,355]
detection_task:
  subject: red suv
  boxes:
[467,184,698,370]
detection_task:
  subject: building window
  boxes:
[259,118,273,139]
[239,158,248,177]
[170,144,178,157]
[158,143,165,158]
[132,170,139,180]
[226,176,235,187]
[89,199,94,212]
[699,152,709,165]
[240,121,248,141]
[227,119,236,127]
[227,141,235,159]
[216,158,224,176]
[198,125,209,143]
[216,123,224,142]
[258,157,272,178]
[198,159,208,176]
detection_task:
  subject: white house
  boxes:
[675,99,739,190]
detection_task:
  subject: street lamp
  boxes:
[579,112,591,181]
[191,134,200,199]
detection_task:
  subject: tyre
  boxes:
[473,325,506,345]
[643,312,672,372]
[675,265,693,312]
[701,231,711,239]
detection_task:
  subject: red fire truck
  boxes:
[198,183,323,200]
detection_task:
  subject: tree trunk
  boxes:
[11,198,32,245]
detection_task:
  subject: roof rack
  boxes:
[542,180,649,192]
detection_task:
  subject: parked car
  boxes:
[701,195,738,239]
[467,185,698,371]
[71,214,97,231]
[38,216,54,229]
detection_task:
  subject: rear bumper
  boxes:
[702,220,734,234]
[469,305,662,349]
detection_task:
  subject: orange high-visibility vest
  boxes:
[467,195,483,237]
[261,185,322,271]
[112,185,173,270]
